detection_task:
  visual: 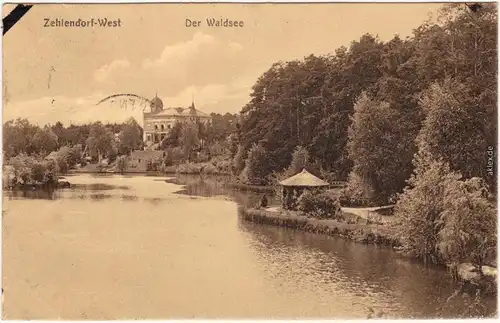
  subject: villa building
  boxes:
[143,95,211,147]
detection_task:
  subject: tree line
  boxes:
[234,3,497,204]
[2,117,145,186]
[2,111,240,183]
[3,117,144,161]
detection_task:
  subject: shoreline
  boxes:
[238,206,498,294]
[70,169,279,191]
[238,206,400,247]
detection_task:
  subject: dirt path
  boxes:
[266,205,395,222]
[342,206,395,223]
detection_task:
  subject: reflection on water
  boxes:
[3,174,272,208]
[2,174,497,320]
[166,174,278,208]
[70,183,131,191]
[237,220,497,319]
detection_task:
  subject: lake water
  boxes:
[2,174,497,319]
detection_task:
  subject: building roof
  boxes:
[150,96,164,112]
[150,106,211,118]
[279,169,330,187]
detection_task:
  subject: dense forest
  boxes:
[230,3,498,269]
[234,3,497,205]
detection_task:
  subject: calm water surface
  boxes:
[2,174,497,319]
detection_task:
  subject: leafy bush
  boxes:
[180,122,199,162]
[244,143,270,185]
[7,153,60,185]
[209,141,226,157]
[3,166,17,188]
[395,153,497,268]
[163,148,175,166]
[214,159,232,174]
[341,171,378,206]
[171,147,185,164]
[232,144,247,175]
[297,190,342,220]
[53,145,81,169]
[196,151,210,163]
[395,157,456,264]
[437,177,497,269]
[56,158,69,174]
[176,162,201,174]
[51,146,82,174]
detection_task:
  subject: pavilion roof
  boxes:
[279,169,329,187]
[151,107,211,118]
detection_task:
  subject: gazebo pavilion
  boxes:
[279,168,330,210]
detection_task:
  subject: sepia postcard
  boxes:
[1,2,498,320]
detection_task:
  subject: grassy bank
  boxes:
[238,207,399,247]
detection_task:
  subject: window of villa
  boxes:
[154,124,158,130]
[161,124,165,131]
[167,124,172,129]
[138,159,141,163]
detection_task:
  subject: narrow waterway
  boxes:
[2,174,497,319]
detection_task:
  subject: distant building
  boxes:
[128,150,165,172]
[143,95,211,147]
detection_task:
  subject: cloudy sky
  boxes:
[3,3,443,126]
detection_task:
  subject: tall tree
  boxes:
[31,126,59,155]
[86,122,116,162]
[2,118,39,157]
[118,117,143,154]
[161,122,183,149]
[418,79,495,189]
[347,93,411,202]
[243,143,270,185]
[180,122,199,162]
[395,155,460,265]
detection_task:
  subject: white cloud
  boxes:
[163,84,234,107]
[93,32,251,98]
[142,32,215,70]
[229,42,244,52]
[94,59,131,82]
